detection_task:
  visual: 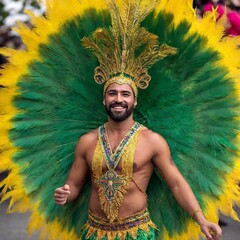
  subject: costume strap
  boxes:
[131,177,148,197]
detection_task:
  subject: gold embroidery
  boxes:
[92,141,103,176]
[84,220,157,239]
[84,209,158,240]
[96,170,129,222]
[92,126,141,222]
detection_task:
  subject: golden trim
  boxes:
[84,209,158,240]
[104,76,138,97]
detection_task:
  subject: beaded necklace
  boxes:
[99,122,141,170]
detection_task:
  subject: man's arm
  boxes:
[150,132,222,240]
[54,135,89,205]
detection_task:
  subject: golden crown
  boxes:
[82,0,177,96]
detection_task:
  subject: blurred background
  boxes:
[0,0,240,239]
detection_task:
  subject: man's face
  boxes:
[104,83,136,122]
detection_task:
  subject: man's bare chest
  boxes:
[86,139,153,173]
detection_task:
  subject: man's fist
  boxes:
[54,184,70,205]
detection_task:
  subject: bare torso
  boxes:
[84,125,155,220]
[56,120,222,240]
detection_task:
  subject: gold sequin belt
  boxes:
[88,209,151,231]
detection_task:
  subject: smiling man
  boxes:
[53,1,223,239]
[54,78,222,240]
[104,83,136,122]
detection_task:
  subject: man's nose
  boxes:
[115,93,123,102]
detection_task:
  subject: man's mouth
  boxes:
[111,106,125,111]
[110,104,127,109]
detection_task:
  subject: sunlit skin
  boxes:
[54,83,222,240]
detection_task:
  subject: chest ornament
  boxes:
[92,122,141,222]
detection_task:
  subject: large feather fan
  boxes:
[0,0,240,239]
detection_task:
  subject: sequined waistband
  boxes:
[88,209,151,231]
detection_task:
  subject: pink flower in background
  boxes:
[203,1,240,36]
[203,2,225,20]
[227,10,240,35]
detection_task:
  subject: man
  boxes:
[54,81,222,240]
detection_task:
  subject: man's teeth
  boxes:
[113,106,125,108]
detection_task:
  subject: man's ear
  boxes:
[134,101,137,107]
[103,99,106,105]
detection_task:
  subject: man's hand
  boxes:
[54,184,70,205]
[200,220,222,240]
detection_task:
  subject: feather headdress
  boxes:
[82,0,176,96]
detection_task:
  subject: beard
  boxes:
[105,102,134,122]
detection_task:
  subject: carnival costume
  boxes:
[0,0,240,240]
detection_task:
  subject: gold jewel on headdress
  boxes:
[82,0,177,96]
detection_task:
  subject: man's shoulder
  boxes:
[140,125,167,145]
[139,125,170,156]
[78,128,98,144]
